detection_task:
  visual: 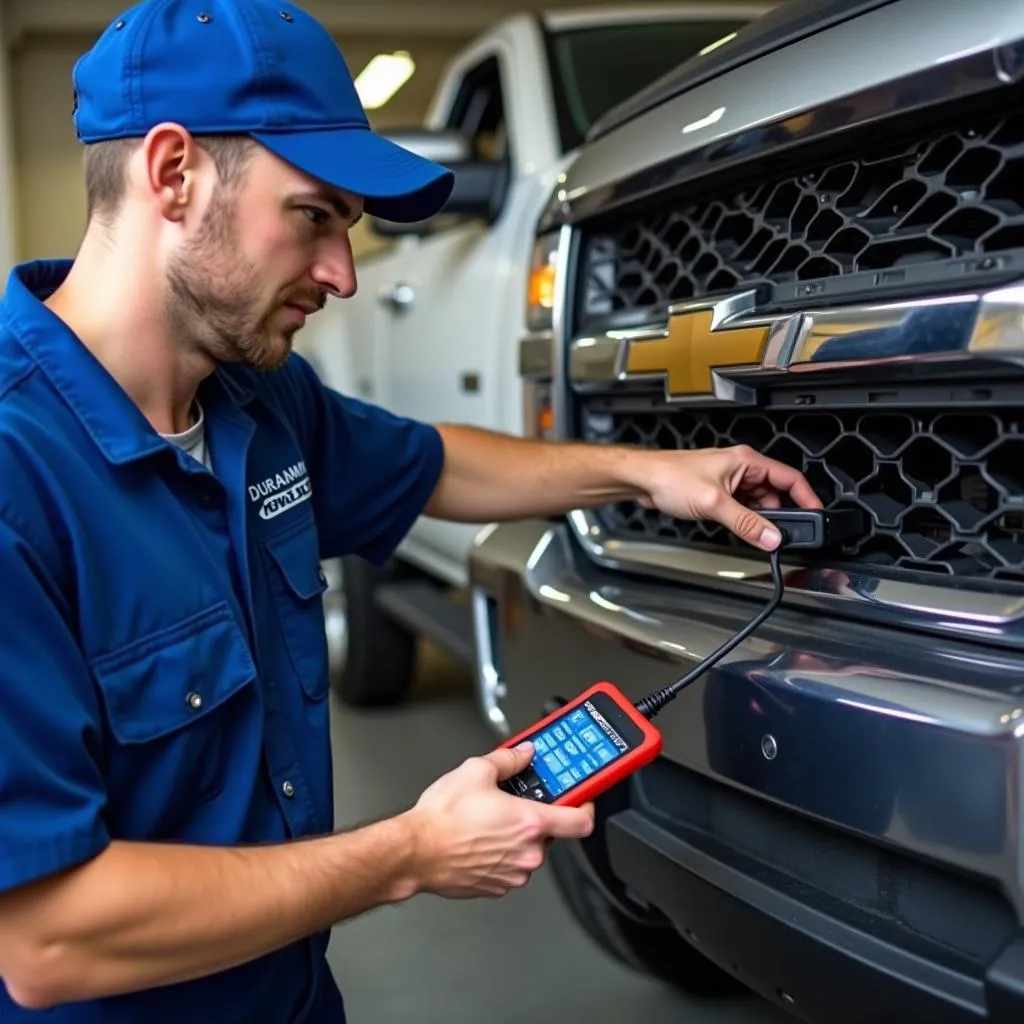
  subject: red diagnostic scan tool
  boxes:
[498,681,663,807]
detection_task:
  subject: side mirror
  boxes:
[368,128,510,238]
[381,127,473,165]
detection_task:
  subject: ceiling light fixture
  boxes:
[355,50,416,110]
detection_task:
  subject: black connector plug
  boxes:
[760,508,864,550]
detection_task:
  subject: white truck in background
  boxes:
[302,3,772,707]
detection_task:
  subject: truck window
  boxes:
[443,55,509,165]
[547,20,750,152]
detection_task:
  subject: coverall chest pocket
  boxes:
[88,602,257,827]
[262,525,330,702]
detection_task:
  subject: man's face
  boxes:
[165,144,363,372]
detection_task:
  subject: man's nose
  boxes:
[311,237,358,299]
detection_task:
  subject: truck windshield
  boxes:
[548,19,753,152]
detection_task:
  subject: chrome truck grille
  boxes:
[575,112,1024,329]
[580,401,1024,585]
[568,107,1024,593]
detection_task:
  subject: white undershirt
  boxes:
[160,402,211,470]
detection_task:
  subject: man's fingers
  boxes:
[538,802,596,841]
[749,488,781,510]
[761,458,823,510]
[718,493,781,550]
[484,741,535,782]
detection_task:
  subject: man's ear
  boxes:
[137,123,204,223]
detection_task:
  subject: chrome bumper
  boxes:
[470,518,1024,920]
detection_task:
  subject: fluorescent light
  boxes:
[355,51,415,110]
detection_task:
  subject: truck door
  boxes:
[374,46,527,577]
[377,49,513,434]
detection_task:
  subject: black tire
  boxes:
[548,840,741,997]
[331,555,417,708]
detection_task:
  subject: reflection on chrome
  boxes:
[538,583,571,603]
[567,508,1024,642]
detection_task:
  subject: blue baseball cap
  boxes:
[71,0,454,223]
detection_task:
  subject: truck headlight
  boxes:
[521,229,563,440]
[525,231,561,333]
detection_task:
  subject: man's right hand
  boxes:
[0,742,591,1009]
[402,742,595,900]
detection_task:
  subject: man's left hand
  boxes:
[637,444,824,552]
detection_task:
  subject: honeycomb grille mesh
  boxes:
[581,404,1024,584]
[577,112,1024,328]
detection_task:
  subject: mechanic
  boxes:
[0,1,822,1021]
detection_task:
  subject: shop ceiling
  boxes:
[2,0,770,44]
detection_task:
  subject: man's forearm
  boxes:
[1,816,419,1008]
[426,424,651,522]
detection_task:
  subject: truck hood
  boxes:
[543,0,1024,231]
[586,0,900,142]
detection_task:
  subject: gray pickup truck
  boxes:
[469,0,1024,1020]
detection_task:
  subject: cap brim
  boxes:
[250,126,454,224]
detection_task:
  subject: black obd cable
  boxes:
[634,508,864,720]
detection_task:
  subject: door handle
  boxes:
[378,282,416,312]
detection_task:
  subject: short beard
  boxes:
[165,186,297,373]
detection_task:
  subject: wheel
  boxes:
[547,836,741,997]
[327,555,417,707]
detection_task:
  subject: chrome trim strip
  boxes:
[540,0,1024,230]
[971,283,1024,353]
[519,332,554,378]
[470,585,509,736]
[470,518,1024,916]
[569,508,1024,645]
[781,287,1024,376]
[571,285,1024,395]
[786,294,978,369]
[469,522,512,736]
[570,323,668,387]
[550,223,575,440]
[568,333,627,385]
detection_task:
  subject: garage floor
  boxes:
[325,645,792,1024]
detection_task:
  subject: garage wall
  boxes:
[7,30,471,264]
[0,3,17,284]
[9,33,88,262]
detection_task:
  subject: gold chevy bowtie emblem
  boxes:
[625,304,772,396]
